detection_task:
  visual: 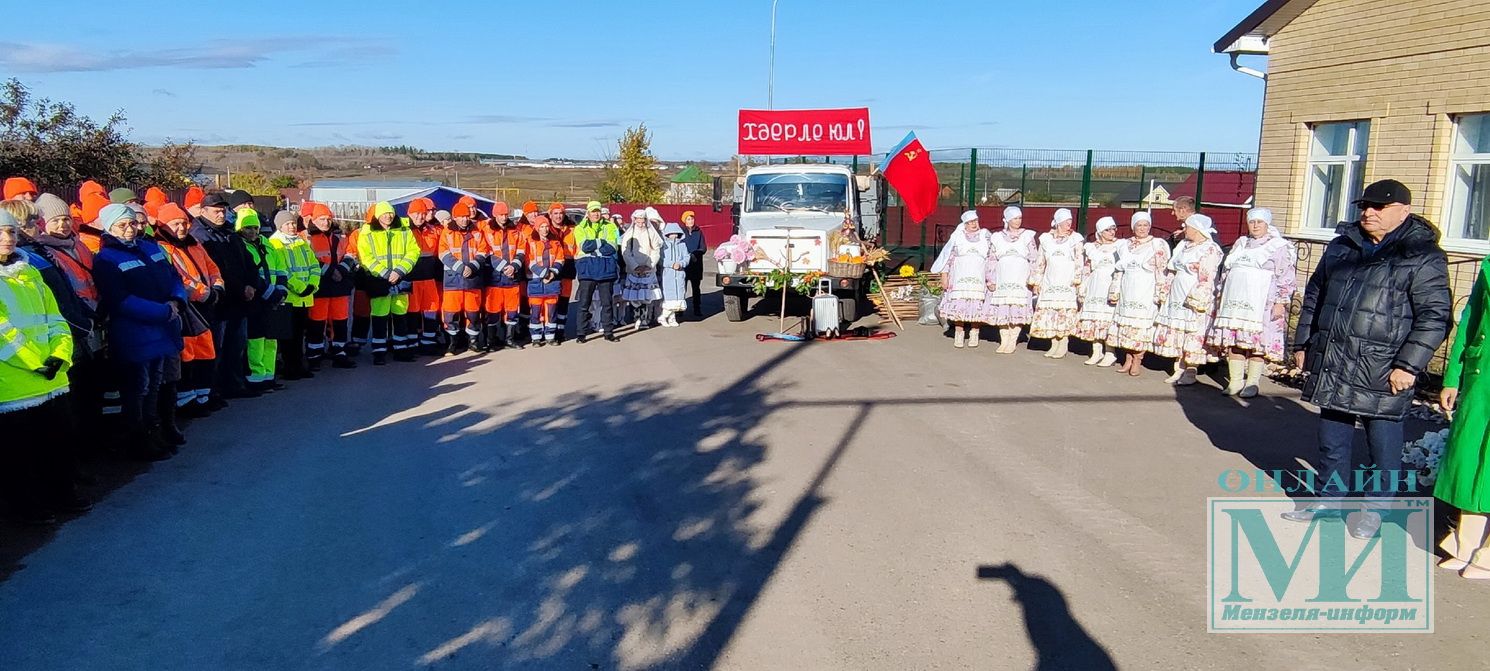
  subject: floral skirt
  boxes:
[1105,322,1156,353]
[939,296,987,323]
[1029,308,1079,338]
[1072,317,1114,342]
[983,302,1033,326]
[1152,324,1217,367]
[1206,326,1285,363]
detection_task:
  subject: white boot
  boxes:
[1084,342,1104,365]
[1096,351,1117,367]
[1176,366,1199,386]
[1164,362,1185,384]
[1223,359,1246,396]
[1000,328,1019,353]
[1052,337,1068,359]
[966,326,979,348]
[954,327,966,348]
[1042,338,1056,357]
[1239,360,1266,398]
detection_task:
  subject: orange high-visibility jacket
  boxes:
[438,224,490,290]
[481,222,529,288]
[157,231,224,302]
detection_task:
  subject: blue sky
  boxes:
[3,0,1266,160]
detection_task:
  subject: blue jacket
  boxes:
[92,235,188,363]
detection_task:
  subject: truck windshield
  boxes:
[746,173,849,214]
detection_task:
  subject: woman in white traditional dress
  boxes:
[1030,208,1085,358]
[1075,216,1122,366]
[931,210,992,348]
[1152,213,1225,385]
[1105,211,1171,377]
[620,208,663,330]
[984,205,1038,353]
[1207,207,1297,397]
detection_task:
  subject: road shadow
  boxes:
[976,563,1116,671]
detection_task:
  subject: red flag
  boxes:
[878,132,939,223]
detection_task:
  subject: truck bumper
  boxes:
[716,274,861,293]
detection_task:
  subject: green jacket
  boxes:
[269,233,321,308]
[1444,257,1489,390]
[1433,256,1489,512]
[244,235,290,306]
[0,256,73,413]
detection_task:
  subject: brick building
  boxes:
[1215,0,1490,259]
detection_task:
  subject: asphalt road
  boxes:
[1,296,1485,670]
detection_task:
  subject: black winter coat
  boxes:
[1295,215,1451,419]
[189,215,263,318]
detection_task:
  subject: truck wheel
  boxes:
[724,291,748,322]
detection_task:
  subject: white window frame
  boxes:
[1441,112,1490,253]
[1301,120,1371,232]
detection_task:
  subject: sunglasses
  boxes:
[1357,201,1396,211]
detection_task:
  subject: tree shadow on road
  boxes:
[304,343,841,669]
[976,563,1116,671]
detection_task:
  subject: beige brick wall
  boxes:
[1255,0,1490,373]
[1256,0,1490,243]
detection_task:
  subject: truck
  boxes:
[716,163,885,326]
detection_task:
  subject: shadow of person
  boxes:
[1171,379,1322,501]
[976,563,1116,671]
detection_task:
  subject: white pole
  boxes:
[769,0,780,109]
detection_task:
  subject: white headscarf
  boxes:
[645,206,664,224]
[1248,206,1281,239]
[960,210,979,224]
[1184,213,1215,236]
[1130,211,1152,226]
[1002,206,1022,224]
[1051,208,1073,226]
[1094,216,1117,234]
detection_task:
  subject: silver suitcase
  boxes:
[812,279,841,337]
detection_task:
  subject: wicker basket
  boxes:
[827,260,865,278]
[869,273,937,322]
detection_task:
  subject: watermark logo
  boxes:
[1207,497,1433,633]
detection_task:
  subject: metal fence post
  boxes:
[1077,149,1093,235]
[1195,152,1207,213]
[968,148,978,209]
[1136,164,1146,207]
[1019,164,1027,205]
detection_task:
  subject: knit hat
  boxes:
[373,201,395,219]
[1002,206,1022,223]
[408,198,432,214]
[420,197,436,212]
[681,210,695,221]
[452,202,472,218]
[81,191,111,224]
[144,186,168,205]
[273,211,299,230]
[521,200,539,215]
[548,202,564,213]
[434,210,452,224]
[235,208,262,232]
[157,203,188,224]
[201,192,230,209]
[97,204,134,231]
[109,187,139,204]
[184,186,205,209]
[587,200,603,212]
[492,202,510,216]
[3,177,38,200]
[226,190,255,209]
[0,210,18,232]
[143,201,161,220]
[126,203,146,218]
[36,193,69,221]
[311,203,333,219]
[79,180,107,199]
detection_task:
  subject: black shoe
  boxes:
[159,422,186,447]
[225,387,261,400]
[282,370,308,381]
[332,356,357,369]
[307,358,323,372]
[393,350,417,362]
[604,333,620,342]
[445,338,461,357]
[178,402,209,419]
[128,433,172,462]
[552,337,561,347]
[206,395,229,411]
[373,352,388,366]
[1349,511,1383,539]
[535,339,546,348]
[576,333,587,344]
[1280,503,1337,523]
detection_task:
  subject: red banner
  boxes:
[737,108,872,155]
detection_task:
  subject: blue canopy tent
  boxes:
[386,186,498,217]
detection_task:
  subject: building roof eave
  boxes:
[1213,0,1319,54]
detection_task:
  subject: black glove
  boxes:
[36,356,65,380]
[202,287,221,309]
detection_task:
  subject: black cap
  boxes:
[1354,179,1411,207]
[226,190,255,209]
[201,193,230,209]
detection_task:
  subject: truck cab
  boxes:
[716,163,883,323]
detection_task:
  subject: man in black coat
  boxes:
[190,191,265,402]
[1285,179,1451,539]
